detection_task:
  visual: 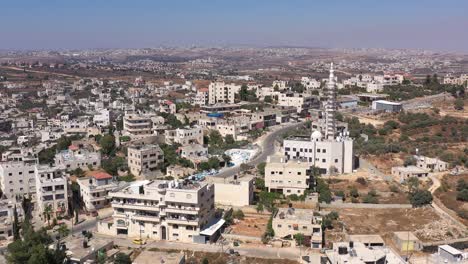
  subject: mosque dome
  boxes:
[311,130,323,140]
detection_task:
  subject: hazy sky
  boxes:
[1,0,467,52]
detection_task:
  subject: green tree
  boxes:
[208,130,223,146]
[114,253,132,264]
[409,190,433,207]
[294,233,305,246]
[406,177,420,193]
[13,205,20,241]
[255,177,265,191]
[232,209,245,220]
[43,205,52,227]
[57,224,70,240]
[454,98,464,110]
[225,135,235,145]
[257,162,266,176]
[221,154,232,167]
[99,134,116,156]
[456,189,468,202]
[403,155,417,166]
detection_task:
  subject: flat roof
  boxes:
[349,234,385,245]
[439,245,463,256]
[133,250,185,264]
[374,100,402,106]
[393,231,419,241]
[392,166,428,173]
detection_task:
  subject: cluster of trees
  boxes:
[8,196,68,264]
[159,112,186,129]
[405,177,433,207]
[383,75,465,101]
[38,135,82,164]
[206,130,248,155]
[159,143,194,171]
[237,84,257,102]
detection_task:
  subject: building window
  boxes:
[277,224,282,228]
[317,149,321,153]
[322,159,326,162]
[335,159,338,163]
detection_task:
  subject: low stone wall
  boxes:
[319,202,412,209]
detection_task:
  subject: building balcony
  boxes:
[165,207,199,215]
[111,201,160,212]
[132,215,160,222]
[166,217,199,225]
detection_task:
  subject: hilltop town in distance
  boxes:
[0,45,467,264]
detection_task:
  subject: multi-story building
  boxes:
[272,207,323,248]
[165,126,203,146]
[35,165,68,218]
[54,147,101,171]
[277,92,315,113]
[93,108,110,127]
[208,81,241,104]
[193,88,209,106]
[159,100,176,114]
[100,180,216,243]
[414,155,449,172]
[127,144,164,177]
[283,64,354,175]
[0,159,37,198]
[265,155,315,196]
[301,77,321,90]
[77,171,119,211]
[0,198,23,238]
[123,112,154,138]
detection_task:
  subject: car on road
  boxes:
[132,238,146,245]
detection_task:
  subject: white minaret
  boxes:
[325,63,337,140]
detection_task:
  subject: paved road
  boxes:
[215,122,304,178]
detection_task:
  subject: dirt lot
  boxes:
[328,177,410,204]
[229,213,269,238]
[432,98,468,119]
[333,208,467,243]
[435,173,468,226]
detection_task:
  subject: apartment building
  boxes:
[272,207,323,248]
[159,100,176,114]
[77,171,119,211]
[93,108,110,127]
[123,112,154,138]
[179,144,208,165]
[100,180,216,243]
[210,176,254,207]
[301,77,321,90]
[128,144,164,177]
[0,159,37,198]
[265,155,315,196]
[208,81,241,104]
[0,198,23,238]
[277,92,315,113]
[35,165,68,218]
[54,147,101,171]
[193,88,209,106]
[165,126,203,146]
[215,117,251,140]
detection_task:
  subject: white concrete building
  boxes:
[277,92,315,113]
[193,88,209,106]
[77,171,119,211]
[301,77,321,90]
[35,165,68,218]
[99,180,217,243]
[123,112,154,138]
[0,160,37,198]
[208,81,241,104]
[283,64,354,175]
[54,147,101,171]
[272,208,322,248]
[127,144,164,177]
[93,109,110,128]
[0,198,23,238]
[165,126,203,146]
[265,155,314,196]
[325,241,405,264]
[159,100,176,114]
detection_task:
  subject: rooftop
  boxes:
[133,250,185,264]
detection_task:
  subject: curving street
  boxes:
[215,122,305,178]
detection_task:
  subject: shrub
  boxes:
[356,177,367,186]
[409,190,433,207]
[456,189,468,202]
[232,209,245,220]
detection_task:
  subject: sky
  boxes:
[1,0,468,52]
